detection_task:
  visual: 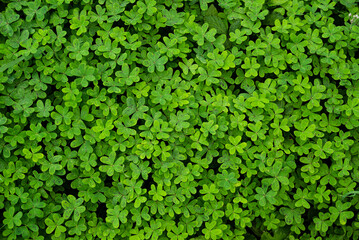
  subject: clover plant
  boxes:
[1,0,359,239]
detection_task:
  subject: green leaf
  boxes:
[193,23,217,46]
[3,206,23,229]
[149,184,167,201]
[329,201,354,225]
[106,205,129,228]
[45,213,66,237]
[0,8,20,37]
[99,151,125,176]
[225,135,247,154]
[293,188,311,209]
[204,5,228,35]
[268,0,289,6]
[202,221,222,240]
[143,52,168,73]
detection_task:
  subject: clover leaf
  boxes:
[3,207,23,229]
[143,52,168,73]
[45,213,66,237]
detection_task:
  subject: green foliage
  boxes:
[1,0,359,239]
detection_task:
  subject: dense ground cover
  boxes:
[1,0,359,239]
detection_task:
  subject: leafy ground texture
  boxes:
[1,0,359,239]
